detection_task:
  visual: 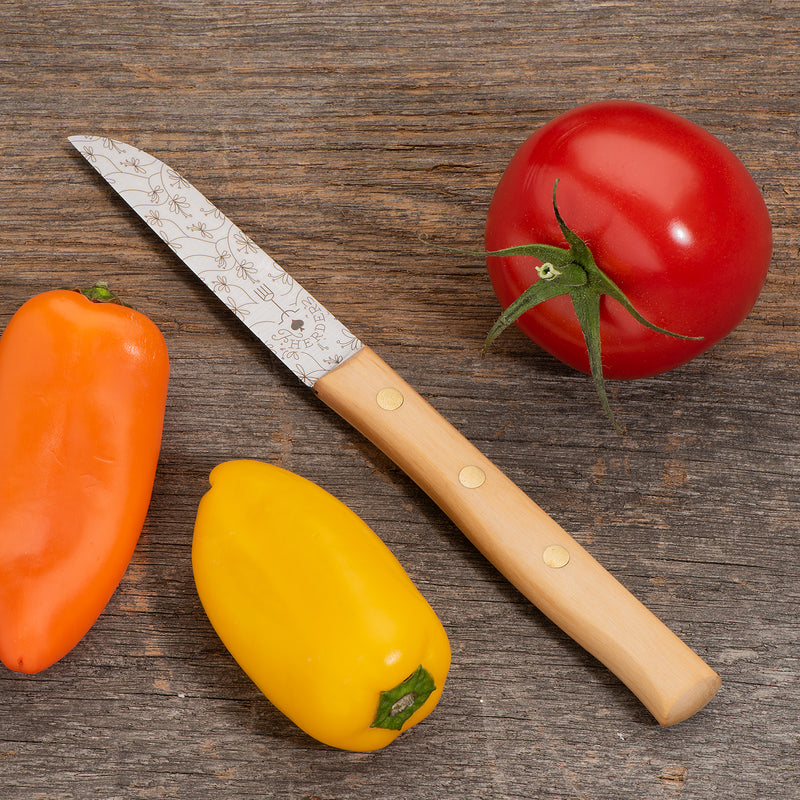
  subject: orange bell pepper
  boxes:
[0,285,169,674]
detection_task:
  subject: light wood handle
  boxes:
[314,347,720,725]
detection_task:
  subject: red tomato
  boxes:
[484,100,772,381]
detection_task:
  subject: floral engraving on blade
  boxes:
[72,136,362,386]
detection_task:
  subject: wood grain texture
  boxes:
[1,1,798,798]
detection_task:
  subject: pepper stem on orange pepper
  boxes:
[59,282,131,307]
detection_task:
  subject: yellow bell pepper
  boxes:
[192,459,451,752]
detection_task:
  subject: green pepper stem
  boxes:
[69,282,132,307]
[79,282,123,304]
[371,665,436,731]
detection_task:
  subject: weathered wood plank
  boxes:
[1,1,798,798]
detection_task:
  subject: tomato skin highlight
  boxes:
[485,100,772,379]
[0,289,169,674]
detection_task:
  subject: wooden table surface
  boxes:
[1,2,798,798]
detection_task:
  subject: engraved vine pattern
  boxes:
[70,135,362,386]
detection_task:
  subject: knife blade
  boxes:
[69,135,720,725]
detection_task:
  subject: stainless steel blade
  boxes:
[69,135,362,387]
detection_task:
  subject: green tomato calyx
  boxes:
[482,181,703,433]
[371,665,435,731]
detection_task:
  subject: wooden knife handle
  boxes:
[315,346,720,725]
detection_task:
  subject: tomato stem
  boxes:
[481,181,703,432]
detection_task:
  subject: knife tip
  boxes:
[68,135,99,146]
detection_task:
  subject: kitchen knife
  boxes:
[69,135,721,726]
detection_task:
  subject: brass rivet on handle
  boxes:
[543,544,570,569]
[458,465,486,488]
[376,387,404,410]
